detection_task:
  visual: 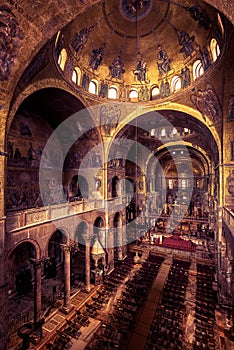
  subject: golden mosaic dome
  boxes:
[61,0,221,85]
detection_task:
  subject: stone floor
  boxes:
[8,263,85,349]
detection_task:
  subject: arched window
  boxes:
[150,128,156,137]
[129,89,138,99]
[172,127,177,136]
[72,70,78,84]
[193,60,204,80]
[168,179,173,189]
[58,48,67,71]
[210,38,220,62]
[89,80,98,95]
[171,75,181,92]
[72,67,81,85]
[108,86,118,99]
[181,179,186,189]
[151,85,160,99]
[161,128,166,137]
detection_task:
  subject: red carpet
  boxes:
[155,235,196,252]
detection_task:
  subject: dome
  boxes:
[60,0,222,86]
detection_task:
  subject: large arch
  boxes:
[6,81,90,137]
[5,240,39,295]
[5,238,41,262]
[45,228,69,258]
[109,103,221,159]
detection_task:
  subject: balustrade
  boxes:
[6,198,108,232]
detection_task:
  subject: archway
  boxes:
[47,230,67,278]
[92,217,106,280]
[69,175,89,201]
[93,217,105,248]
[112,176,120,198]
[71,221,90,287]
[7,241,36,295]
[6,87,87,211]
[6,241,39,339]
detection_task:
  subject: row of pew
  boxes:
[44,254,136,349]
[193,264,216,350]
[145,259,191,350]
[86,254,164,350]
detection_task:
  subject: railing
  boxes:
[6,196,129,232]
[6,198,105,232]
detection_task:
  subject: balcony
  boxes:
[6,199,105,233]
[5,196,129,232]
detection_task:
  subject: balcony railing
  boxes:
[6,196,129,232]
[6,198,105,232]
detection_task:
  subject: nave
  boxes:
[12,244,231,350]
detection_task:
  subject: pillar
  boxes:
[122,224,127,258]
[117,226,123,260]
[82,234,92,293]
[29,258,43,327]
[61,245,73,314]
[0,153,8,350]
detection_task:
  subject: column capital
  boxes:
[28,258,43,268]
[82,233,93,243]
[60,244,71,253]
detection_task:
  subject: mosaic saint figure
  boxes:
[100,105,121,135]
[181,66,191,88]
[177,31,195,57]
[0,6,23,80]
[160,79,170,97]
[134,52,147,82]
[109,52,125,79]
[184,5,211,30]
[190,83,222,123]
[99,80,108,98]
[199,46,211,71]
[81,72,90,90]
[157,45,171,76]
[139,86,149,101]
[89,43,105,71]
[71,26,93,57]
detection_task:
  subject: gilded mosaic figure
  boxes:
[177,31,195,57]
[0,6,23,80]
[109,52,125,79]
[190,83,222,123]
[89,44,105,71]
[157,45,171,76]
[71,26,93,57]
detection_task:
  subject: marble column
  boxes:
[61,245,73,314]
[29,258,43,327]
[117,226,123,260]
[82,234,92,293]
[0,154,8,350]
